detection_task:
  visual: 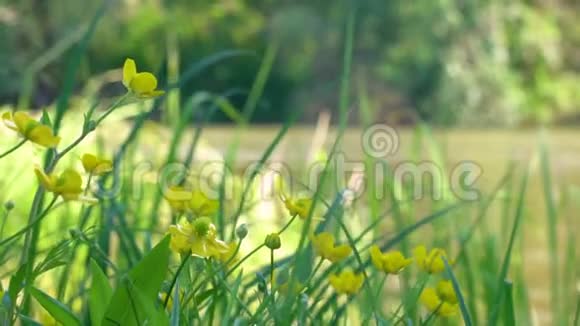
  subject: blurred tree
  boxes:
[0,0,578,126]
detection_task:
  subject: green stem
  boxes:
[304,257,324,287]
[278,214,297,235]
[95,93,129,125]
[0,139,27,160]
[0,196,58,247]
[0,209,11,240]
[270,249,275,288]
[164,254,191,309]
[421,303,442,326]
[226,244,265,278]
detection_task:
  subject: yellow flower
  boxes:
[310,232,352,263]
[436,280,458,304]
[420,287,458,317]
[328,269,364,295]
[35,168,94,202]
[168,217,229,258]
[189,190,218,217]
[212,242,239,265]
[163,187,218,217]
[369,245,412,275]
[122,58,165,98]
[164,186,191,214]
[2,112,60,148]
[81,153,113,176]
[283,197,313,220]
[414,245,451,274]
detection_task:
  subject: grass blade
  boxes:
[444,258,473,326]
[489,166,529,325]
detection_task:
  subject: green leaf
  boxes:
[90,260,113,326]
[102,236,171,326]
[40,109,52,127]
[29,287,81,326]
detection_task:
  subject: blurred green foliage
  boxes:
[1,0,579,125]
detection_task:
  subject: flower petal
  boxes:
[130,72,158,95]
[27,125,61,148]
[2,112,18,132]
[123,58,137,88]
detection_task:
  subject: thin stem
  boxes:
[421,303,442,326]
[373,274,388,315]
[225,244,264,278]
[0,139,27,160]
[0,196,58,247]
[84,172,93,195]
[0,209,11,240]
[279,214,297,235]
[304,257,324,287]
[95,93,129,125]
[164,254,191,309]
[270,249,275,288]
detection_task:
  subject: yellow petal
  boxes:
[12,112,36,135]
[370,245,384,270]
[2,112,18,132]
[82,153,98,172]
[93,160,113,175]
[123,58,137,88]
[328,245,352,263]
[54,170,83,196]
[130,72,158,95]
[26,125,60,148]
[34,168,55,191]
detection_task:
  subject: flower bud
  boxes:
[4,201,14,211]
[235,223,248,240]
[264,233,281,250]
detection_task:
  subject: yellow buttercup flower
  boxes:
[328,269,364,295]
[370,245,412,274]
[310,232,352,263]
[34,168,95,203]
[212,242,239,265]
[420,286,458,317]
[164,186,191,214]
[81,153,113,176]
[35,168,82,200]
[122,58,165,98]
[436,280,458,304]
[283,197,313,220]
[163,187,218,217]
[414,245,451,274]
[168,217,229,258]
[189,190,218,217]
[2,112,60,148]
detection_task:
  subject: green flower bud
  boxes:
[236,223,248,240]
[4,201,14,211]
[264,233,281,250]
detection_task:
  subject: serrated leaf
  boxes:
[102,236,170,326]
[30,287,80,326]
[90,260,113,325]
